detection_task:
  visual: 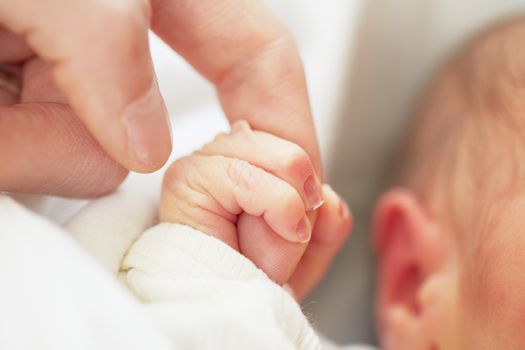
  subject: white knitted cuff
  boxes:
[121,222,268,282]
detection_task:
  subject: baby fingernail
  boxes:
[296,216,311,243]
[122,82,171,166]
[304,175,324,210]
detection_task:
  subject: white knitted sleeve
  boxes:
[121,223,322,350]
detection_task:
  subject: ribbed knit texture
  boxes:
[122,223,322,350]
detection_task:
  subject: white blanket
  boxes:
[0,192,375,349]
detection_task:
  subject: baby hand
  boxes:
[159,121,324,251]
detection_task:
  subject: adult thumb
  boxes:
[0,0,172,172]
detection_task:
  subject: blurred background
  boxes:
[146,0,525,346]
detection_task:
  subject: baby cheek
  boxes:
[465,199,525,346]
[475,241,525,345]
[510,288,525,343]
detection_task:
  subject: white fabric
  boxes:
[64,190,158,274]
[122,223,321,350]
[0,196,172,350]
[0,193,376,349]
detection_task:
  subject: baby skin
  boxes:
[373,18,525,350]
[158,120,351,300]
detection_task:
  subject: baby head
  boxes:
[373,18,525,349]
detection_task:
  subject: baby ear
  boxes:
[372,188,457,350]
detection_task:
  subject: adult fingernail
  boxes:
[304,175,324,211]
[296,216,311,243]
[122,81,171,167]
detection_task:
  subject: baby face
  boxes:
[373,187,525,349]
[459,193,525,349]
[374,17,525,349]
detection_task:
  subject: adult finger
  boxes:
[0,0,171,172]
[237,213,306,285]
[288,185,352,301]
[151,0,321,175]
[197,121,323,211]
[0,58,128,197]
[0,103,128,197]
[161,155,311,245]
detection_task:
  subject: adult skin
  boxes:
[0,0,348,295]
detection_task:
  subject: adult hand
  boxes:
[0,0,334,292]
[0,0,320,198]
